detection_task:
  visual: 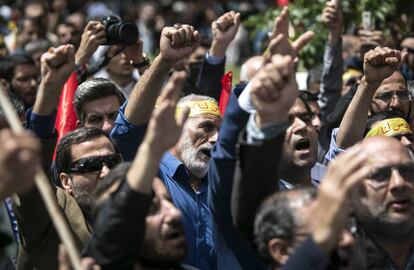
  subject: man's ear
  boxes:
[268,238,292,265]
[60,173,73,195]
[0,79,10,91]
[76,119,81,128]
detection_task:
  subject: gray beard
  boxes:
[179,135,210,179]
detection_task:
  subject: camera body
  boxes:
[102,16,139,45]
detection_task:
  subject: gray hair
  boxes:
[254,188,317,266]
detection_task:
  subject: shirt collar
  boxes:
[160,152,208,193]
[160,152,186,179]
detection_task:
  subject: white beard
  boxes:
[179,134,211,179]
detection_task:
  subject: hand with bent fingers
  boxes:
[321,1,342,45]
[34,44,76,115]
[40,45,76,85]
[250,54,297,126]
[159,25,200,64]
[264,7,314,63]
[310,144,370,254]
[363,47,403,84]
[0,129,40,199]
[210,11,241,58]
[75,21,107,66]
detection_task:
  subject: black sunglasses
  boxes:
[367,162,414,185]
[67,154,122,174]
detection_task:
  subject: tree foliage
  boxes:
[244,0,414,69]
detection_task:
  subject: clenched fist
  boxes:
[159,25,200,64]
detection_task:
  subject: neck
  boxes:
[169,148,203,192]
[279,166,312,187]
[188,175,203,192]
[371,232,414,270]
[108,72,133,87]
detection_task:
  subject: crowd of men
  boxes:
[0,0,414,270]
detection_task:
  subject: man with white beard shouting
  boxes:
[159,94,222,270]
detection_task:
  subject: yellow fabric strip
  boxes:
[176,100,222,118]
[365,118,413,138]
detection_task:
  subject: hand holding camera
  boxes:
[75,21,107,66]
[75,16,139,67]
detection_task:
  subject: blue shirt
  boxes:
[159,152,215,270]
[278,162,326,190]
[110,101,148,161]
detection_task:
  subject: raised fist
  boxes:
[250,54,297,125]
[363,47,402,84]
[159,25,200,64]
[210,11,241,58]
[41,44,76,84]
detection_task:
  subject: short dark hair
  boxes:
[73,78,126,123]
[55,127,114,175]
[0,53,35,82]
[254,188,316,267]
[364,111,404,136]
[0,91,25,119]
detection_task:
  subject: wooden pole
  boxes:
[0,86,81,270]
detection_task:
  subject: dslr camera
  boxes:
[102,16,139,45]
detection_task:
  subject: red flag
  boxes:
[277,0,289,6]
[219,71,232,115]
[54,72,78,157]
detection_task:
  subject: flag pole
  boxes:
[0,85,82,270]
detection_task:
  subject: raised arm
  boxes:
[124,25,200,126]
[232,54,297,242]
[336,47,402,148]
[319,1,343,120]
[85,72,189,269]
[197,11,240,100]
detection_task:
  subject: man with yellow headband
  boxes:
[327,110,414,161]
[160,94,222,270]
[325,47,413,162]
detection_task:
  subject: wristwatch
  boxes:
[130,53,150,69]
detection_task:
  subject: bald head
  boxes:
[359,136,412,167]
[240,56,263,82]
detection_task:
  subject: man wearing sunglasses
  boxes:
[55,127,122,220]
[12,127,121,270]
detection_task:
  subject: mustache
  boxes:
[388,107,406,118]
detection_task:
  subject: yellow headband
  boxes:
[342,68,362,82]
[176,100,222,118]
[365,118,413,138]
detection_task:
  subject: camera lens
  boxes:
[117,21,139,45]
[102,16,139,45]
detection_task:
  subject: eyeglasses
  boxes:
[67,154,122,174]
[366,162,414,187]
[374,91,411,103]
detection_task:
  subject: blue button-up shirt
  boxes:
[159,152,215,270]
